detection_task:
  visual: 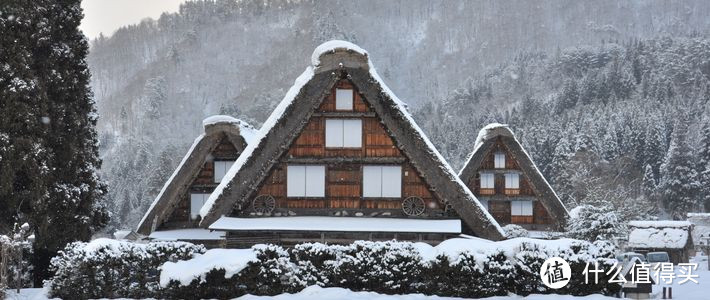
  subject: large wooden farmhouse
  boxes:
[135,116,255,246]
[197,41,505,247]
[458,124,568,233]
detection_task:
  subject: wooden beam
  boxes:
[312,111,376,118]
[284,156,406,164]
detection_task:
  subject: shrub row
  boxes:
[49,239,621,299]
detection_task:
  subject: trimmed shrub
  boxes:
[48,238,622,299]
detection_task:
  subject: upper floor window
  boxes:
[363,165,402,198]
[190,193,209,220]
[325,119,362,148]
[335,88,354,110]
[494,152,506,168]
[214,160,235,183]
[287,165,325,197]
[505,173,519,189]
[480,172,495,189]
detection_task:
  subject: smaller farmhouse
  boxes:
[627,221,695,264]
[458,123,569,233]
[687,213,710,248]
[135,115,255,247]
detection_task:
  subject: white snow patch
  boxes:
[202,115,257,143]
[628,220,692,228]
[160,248,257,287]
[311,40,368,67]
[208,216,461,233]
[148,229,225,241]
[628,227,690,249]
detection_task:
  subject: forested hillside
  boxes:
[415,37,710,221]
[86,0,710,229]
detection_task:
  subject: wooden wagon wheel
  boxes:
[252,195,276,214]
[402,196,425,216]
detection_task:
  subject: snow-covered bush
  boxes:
[47,239,204,299]
[566,205,625,241]
[47,238,620,298]
[503,224,529,238]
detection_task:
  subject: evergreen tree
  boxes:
[641,164,657,199]
[699,120,710,211]
[1,1,109,283]
[659,120,700,219]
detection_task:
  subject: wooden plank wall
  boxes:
[242,79,446,217]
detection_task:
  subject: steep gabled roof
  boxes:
[136,116,255,235]
[199,40,505,240]
[458,123,569,230]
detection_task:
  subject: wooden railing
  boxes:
[479,188,495,195]
[505,188,520,195]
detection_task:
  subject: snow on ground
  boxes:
[159,248,257,287]
[650,253,709,300]
[235,286,617,300]
[208,216,461,233]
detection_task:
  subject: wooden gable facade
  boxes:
[243,80,446,219]
[200,41,504,246]
[136,117,254,245]
[459,124,568,232]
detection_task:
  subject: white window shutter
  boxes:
[190,193,208,220]
[325,119,344,147]
[335,89,353,110]
[505,173,519,189]
[287,166,306,197]
[495,153,505,168]
[305,166,325,197]
[511,200,520,216]
[363,166,382,197]
[381,166,402,197]
[522,200,533,216]
[342,119,362,147]
[480,173,494,188]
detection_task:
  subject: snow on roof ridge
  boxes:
[202,115,257,143]
[200,66,315,218]
[311,40,368,67]
[629,220,693,228]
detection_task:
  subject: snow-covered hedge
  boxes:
[47,238,205,299]
[48,238,621,299]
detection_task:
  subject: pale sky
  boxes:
[80,0,187,40]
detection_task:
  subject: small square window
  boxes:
[325,119,362,148]
[336,89,353,110]
[214,160,235,183]
[287,165,325,197]
[190,193,209,220]
[505,173,520,189]
[511,200,533,216]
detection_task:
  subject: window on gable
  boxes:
[480,173,495,189]
[335,88,354,110]
[363,165,402,198]
[214,160,235,183]
[325,119,362,148]
[190,193,210,220]
[480,199,489,211]
[511,200,533,216]
[287,165,325,197]
[494,152,506,168]
[505,173,519,189]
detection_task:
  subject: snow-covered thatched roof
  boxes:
[135,116,254,235]
[199,40,504,240]
[458,123,569,230]
[627,220,693,249]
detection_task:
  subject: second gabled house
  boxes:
[136,115,255,246]
[458,123,569,233]
[198,41,505,247]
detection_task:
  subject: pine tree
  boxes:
[659,120,700,219]
[641,164,657,199]
[1,1,109,283]
[699,120,710,211]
